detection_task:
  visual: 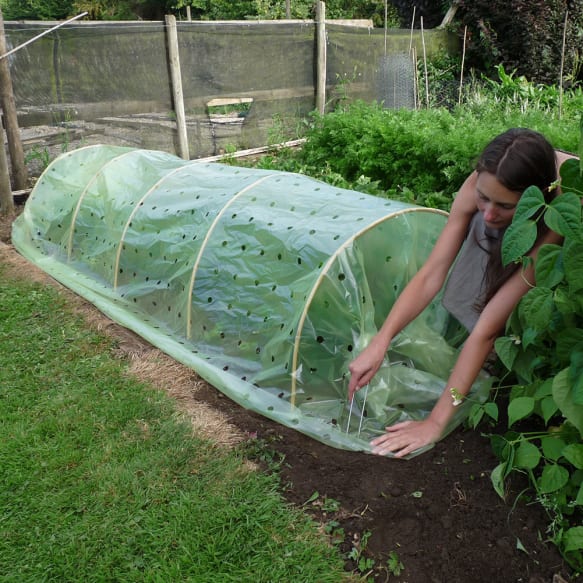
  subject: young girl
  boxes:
[348,128,576,458]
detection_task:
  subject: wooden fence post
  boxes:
[0,114,14,215]
[0,8,27,192]
[165,14,189,160]
[315,1,326,115]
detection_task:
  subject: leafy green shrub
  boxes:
[490,131,583,570]
[456,0,583,85]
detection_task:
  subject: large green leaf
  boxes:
[534,244,564,288]
[560,158,583,193]
[544,192,582,239]
[514,440,541,469]
[490,461,508,499]
[502,219,537,266]
[518,287,554,332]
[494,336,520,371]
[564,238,583,292]
[538,463,569,494]
[508,396,535,427]
[563,444,583,470]
[541,435,566,461]
[552,368,583,437]
[570,352,583,405]
[562,526,583,554]
[513,185,546,222]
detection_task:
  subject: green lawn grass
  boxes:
[0,262,348,582]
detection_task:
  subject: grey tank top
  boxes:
[441,212,504,332]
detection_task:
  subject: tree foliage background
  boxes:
[1,0,580,88]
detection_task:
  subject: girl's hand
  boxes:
[370,418,443,458]
[348,337,388,400]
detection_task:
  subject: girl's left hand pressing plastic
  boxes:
[370,417,444,458]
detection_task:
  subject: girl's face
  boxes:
[475,172,521,229]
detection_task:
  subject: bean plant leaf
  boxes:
[494,336,520,371]
[502,219,537,266]
[562,526,583,554]
[484,402,498,422]
[576,483,583,506]
[513,185,546,222]
[508,396,535,427]
[557,333,583,364]
[534,244,564,288]
[518,287,554,332]
[514,440,541,469]
[552,368,583,437]
[490,461,508,499]
[538,463,569,494]
[570,352,583,405]
[541,435,565,461]
[541,396,559,425]
[562,444,583,469]
[544,192,581,239]
[560,158,583,193]
[564,238,583,293]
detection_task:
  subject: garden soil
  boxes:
[0,210,578,583]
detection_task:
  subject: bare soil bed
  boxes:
[0,209,578,583]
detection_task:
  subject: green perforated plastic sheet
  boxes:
[12,145,492,456]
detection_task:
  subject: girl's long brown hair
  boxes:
[475,128,557,308]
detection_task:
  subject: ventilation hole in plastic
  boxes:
[149,252,153,257]
[192,235,197,240]
[152,301,157,306]
[288,328,294,336]
[157,280,161,285]
[291,418,299,425]
[267,406,274,411]
[393,284,398,290]
[233,274,238,281]
[202,325,207,331]
[269,201,275,207]
[227,303,233,309]
[213,268,219,275]
[280,323,285,330]
[290,291,294,299]
[241,376,247,381]
[362,296,366,303]
[357,217,364,221]
[237,339,242,346]
[207,297,212,303]
[324,300,330,308]
[318,261,324,269]
[290,205,296,211]
[134,248,138,254]
[241,245,246,251]
[119,268,123,274]
[267,222,273,227]
[222,241,228,247]
[255,347,261,354]
[271,285,277,291]
[310,367,317,373]
[317,336,324,343]
[309,229,316,235]
[271,355,275,362]
[145,276,149,281]
[277,253,282,260]
[287,226,293,230]
[297,257,302,265]
[259,249,265,256]
[167,306,172,312]
[182,234,186,239]
[338,273,346,281]
[333,235,340,240]
[332,215,339,219]
[284,363,289,369]
[232,213,237,219]
[178,312,182,318]
[254,279,260,286]
[219,332,225,339]
[223,365,229,371]
[132,272,136,278]
[133,298,137,303]
[347,344,353,352]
